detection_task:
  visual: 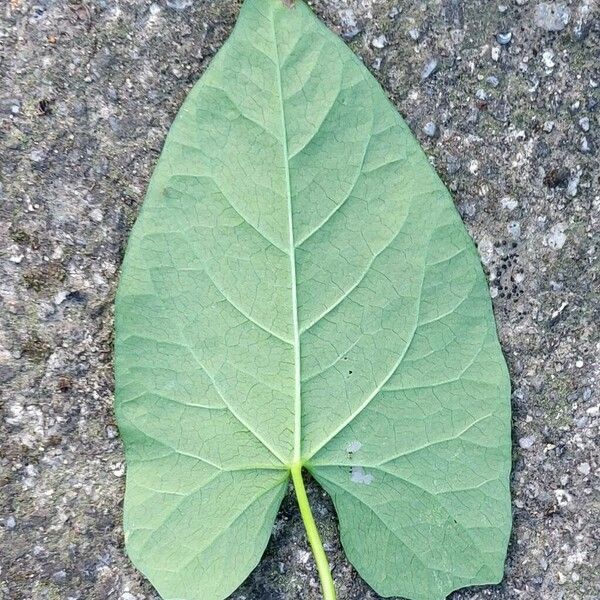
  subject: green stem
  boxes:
[291,464,336,600]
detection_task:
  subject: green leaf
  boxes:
[114,0,512,599]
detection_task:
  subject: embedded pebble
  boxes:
[546,223,567,250]
[577,463,591,476]
[422,121,438,137]
[372,35,387,49]
[29,149,45,163]
[554,489,572,506]
[507,221,521,239]
[496,31,512,44]
[340,9,361,39]
[502,197,519,210]
[542,49,555,69]
[573,1,594,40]
[580,137,590,152]
[52,570,67,583]
[421,58,439,80]
[106,424,119,439]
[567,171,580,196]
[54,290,69,305]
[5,516,16,529]
[8,253,24,264]
[519,436,536,449]
[533,2,571,31]
[90,208,104,223]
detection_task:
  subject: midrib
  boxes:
[272,19,302,466]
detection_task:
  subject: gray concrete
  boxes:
[0,0,598,599]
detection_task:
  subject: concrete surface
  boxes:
[0,0,598,599]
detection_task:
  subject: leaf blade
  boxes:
[115,0,512,598]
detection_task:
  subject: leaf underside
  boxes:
[114,1,512,599]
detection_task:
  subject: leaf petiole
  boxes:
[290,464,337,600]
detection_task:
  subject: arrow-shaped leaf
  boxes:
[115,1,512,599]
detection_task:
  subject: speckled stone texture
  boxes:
[0,1,598,599]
